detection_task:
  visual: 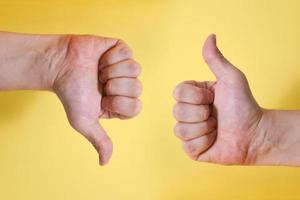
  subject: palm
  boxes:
[206,75,262,164]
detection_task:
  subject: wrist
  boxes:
[40,35,71,91]
[245,109,273,165]
[246,109,300,166]
[0,32,71,91]
[0,33,67,90]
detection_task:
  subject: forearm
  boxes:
[249,109,300,166]
[0,32,69,91]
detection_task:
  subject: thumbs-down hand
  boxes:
[54,35,142,165]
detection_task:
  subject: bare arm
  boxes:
[0,31,142,165]
[248,110,300,166]
[173,34,300,167]
[0,32,68,90]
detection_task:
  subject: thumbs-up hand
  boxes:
[54,35,142,165]
[173,35,263,165]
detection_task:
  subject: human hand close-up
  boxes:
[173,35,278,165]
[53,36,142,165]
[0,33,142,166]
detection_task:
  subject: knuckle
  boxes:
[228,69,246,84]
[197,90,206,101]
[133,79,143,96]
[203,121,211,131]
[173,83,201,103]
[176,82,189,93]
[172,103,182,119]
[198,88,213,104]
[131,99,142,117]
[201,105,210,120]
[118,43,132,57]
[183,142,197,157]
[208,117,217,127]
[173,82,191,101]
[105,79,114,93]
[175,124,191,140]
[173,86,180,100]
[129,61,141,76]
[173,84,183,99]
[174,123,183,138]
[99,69,109,81]
[110,96,120,110]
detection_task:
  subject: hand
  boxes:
[173,35,263,165]
[53,35,142,165]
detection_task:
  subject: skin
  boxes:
[173,34,300,167]
[1,31,300,167]
[0,32,142,165]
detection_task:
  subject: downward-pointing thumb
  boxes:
[89,122,113,166]
[202,34,238,80]
[70,117,113,166]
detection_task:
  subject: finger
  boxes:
[99,40,133,69]
[175,117,216,140]
[102,96,142,118]
[105,78,142,98]
[68,117,113,166]
[182,130,216,160]
[69,35,119,58]
[173,82,214,104]
[99,59,141,83]
[202,34,237,79]
[100,111,131,120]
[90,123,113,166]
[173,102,210,123]
[183,80,216,89]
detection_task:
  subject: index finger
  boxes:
[173,82,214,104]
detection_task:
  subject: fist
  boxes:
[173,35,263,165]
[54,35,142,165]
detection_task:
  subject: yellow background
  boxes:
[0,0,300,199]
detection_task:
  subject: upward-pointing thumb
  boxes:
[202,34,237,80]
